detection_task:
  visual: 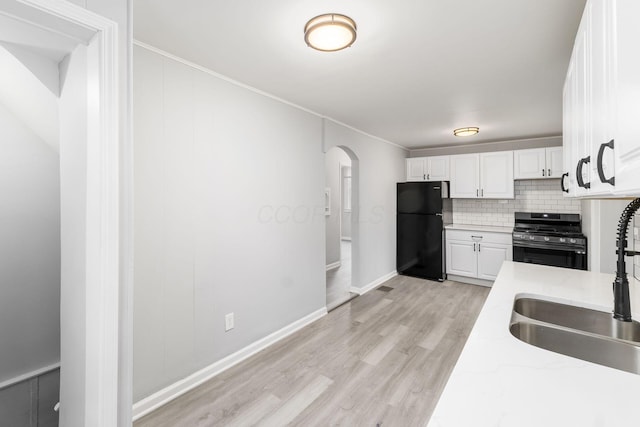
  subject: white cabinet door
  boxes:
[406,158,426,181]
[477,242,512,281]
[446,240,477,278]
[563,57,578,197]
[450,154,479,198]
[427,155,450,181]
[480,151,514,199]
[610,0,640,196]
[514,148,546,179]
[546,147,564,178]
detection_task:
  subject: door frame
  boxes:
[1,1,123,425]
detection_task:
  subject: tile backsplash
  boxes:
[452,179,582,227]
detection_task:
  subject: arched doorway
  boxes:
[325,146,358,310]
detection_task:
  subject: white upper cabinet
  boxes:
[406,157,427,181]
[546,147,563,178]
[450,151,514,199]
[563,0,640,197]
[450,154,480,198]
[480,151,514,199]
[427,156,450,181]
[405,156,449,181]
[514,148,546,179]
[514,147,563,179]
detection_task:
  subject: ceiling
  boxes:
[133,0,586,150]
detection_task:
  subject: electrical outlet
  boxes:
[225,313,234,331]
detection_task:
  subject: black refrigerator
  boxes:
[397,182,452,281]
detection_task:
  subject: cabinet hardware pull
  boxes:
[478,243,481,252]
[596,139,615,186]
[471,235,483,239]
[473,243,476,252]
[561,172,569,193]
[548,168,551,176]
[476,189,479,197]
[481,189,484,197]
[423,174,426,180]
[427,174,430,180]
[542,168,545,177]
[576,156,591,189]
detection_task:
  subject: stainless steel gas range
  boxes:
[512,212,587,270]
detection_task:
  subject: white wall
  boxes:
[325,147,351,266]
[341,166,352,240]
[133,46,325,401]
[323,120,407,291]
[58,44,89,427]
[0,101,60,383]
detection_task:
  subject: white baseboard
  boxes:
[446,274,493,288]
[326,261,341,271]
[132,307,328,421]
[350,271,398,295]
[340,237,352,241]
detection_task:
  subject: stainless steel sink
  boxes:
[514,297,640,343]
[510,296,640,375]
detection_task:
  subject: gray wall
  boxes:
[581,199,633,274]
[0,101,60,384]
[409,136,561,157]
[325,147,351,266]
[133,45,408,404]
[0,369,60,427]
[323,121,407,290]
[133,46,325,401]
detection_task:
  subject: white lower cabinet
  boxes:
[446,229,512,282]
[447,240,477,277]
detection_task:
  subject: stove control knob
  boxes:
[529,236,535,240]
[544,237,550,242]
[560,238,566,243]
[570,238,576,244]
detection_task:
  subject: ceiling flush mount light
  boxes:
[304,13,357,52]
[453,127,480,137]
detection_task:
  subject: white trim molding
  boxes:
[326,261,341,271]
[132,307,328,421]
[0,363,61,391]
[6,1,122,426]
[350,271,398,295]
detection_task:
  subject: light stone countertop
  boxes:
[427,261,640,427]
[445,223,513,234]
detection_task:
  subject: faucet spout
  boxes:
[613,198,640,322]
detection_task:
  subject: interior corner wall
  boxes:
[325,147,350,266]
[581,198,632,275]
[0,102,60,383]
[323,121,407,291]
[133,45,325,402]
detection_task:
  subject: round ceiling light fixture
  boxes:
[304,13,357,52]
[453,127,480,137]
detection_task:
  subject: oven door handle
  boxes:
[513,241,585,252]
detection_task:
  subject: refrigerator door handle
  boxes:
[435,213,443,217]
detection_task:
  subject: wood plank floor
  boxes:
[135,276,490,427]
